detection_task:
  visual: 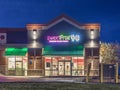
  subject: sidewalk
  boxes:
[0,76,85,83]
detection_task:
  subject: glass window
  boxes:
[72,57,78,69]
[46,62,50,67]
[72,57,84,76]
[23,57,28,70]
[28,56,34,69]
[93,48,99,56]
[45,57,51,76]
[77,57,84,69]
[64,56,71,60]
[52,57,58,70]
[77,57,84,76]
[16,57,22,61]
[45,57,51,69]
[85,48,99,56]
[72,57,78,76]
[8,57,15,70]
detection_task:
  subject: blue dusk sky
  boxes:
[0,0,120,43]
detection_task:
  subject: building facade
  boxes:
[0,15,100,76]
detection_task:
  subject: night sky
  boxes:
[0,0,120,43]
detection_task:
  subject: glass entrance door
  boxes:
[65,62,71,75]
[16,62,23,76]
[58,61,71,76]
[58,62,64,75]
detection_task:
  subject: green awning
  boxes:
[5,48,28,56]
[42,51,83,56]
[42,45,84,56]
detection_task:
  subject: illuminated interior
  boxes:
[44,56,84,76]
[7,56,28,76]
[5,48,28,76]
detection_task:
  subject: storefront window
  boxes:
[64,56,71,60]
[8,57,15,70]
[16,57,22,61]
[44,56,84,76]
[77,57,84,76]
[72,57,78,76]
[45,57,51,76]
[52,57,58,76]
[8,56,28,76]
[23,57,28,70]
[46,62,50,67]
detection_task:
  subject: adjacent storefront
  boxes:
[5,48,28,75]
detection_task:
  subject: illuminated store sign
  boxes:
[47,34,80,43]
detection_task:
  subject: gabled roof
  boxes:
[26,14,100,31]
[46,14,84,30]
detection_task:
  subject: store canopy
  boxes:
[42,51,83,56]
[4,48,28,56]
[42,45,84,56]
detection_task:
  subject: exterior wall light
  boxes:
[33,29,37,35]
[90,29,94,39]
[90,29,94,35]
[33,29,37,40]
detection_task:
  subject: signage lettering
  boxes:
[47,34,80,43]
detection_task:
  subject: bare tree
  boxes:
[100,43,120,64]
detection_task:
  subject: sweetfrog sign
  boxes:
[47,34,80,43]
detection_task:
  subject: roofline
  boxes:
[47,14,82,26]
[0,28,27,32]
[26,14,100,30]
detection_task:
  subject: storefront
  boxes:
[39,15,100,76]
[5,48,28,76]
[0,14,100,77]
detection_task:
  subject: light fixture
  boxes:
[33,29,37,40]
[90,29,95,39]
[33,29,37,35]
[90,29,94,35]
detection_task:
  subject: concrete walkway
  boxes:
[0,76,85,83]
